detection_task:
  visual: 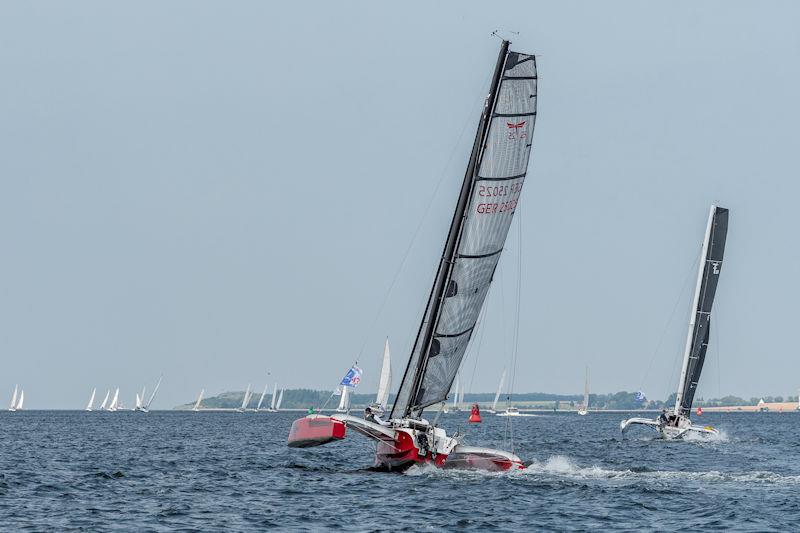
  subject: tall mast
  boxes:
[674,205,716,416]
[395,40,511,419]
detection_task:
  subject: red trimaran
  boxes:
[288,39,537,472]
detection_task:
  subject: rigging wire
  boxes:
[500,208,523,451]
[637,246,703,398]
[715,303,722,399]
[351,71,495,365]
[467,298,490,396]
[508,206,524,453]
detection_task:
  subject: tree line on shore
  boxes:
[176,389,799,410]
[178,388,799,411]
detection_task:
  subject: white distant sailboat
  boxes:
[193,389,204,412]
[256,383,269,412]
[488,369,507,414]
[8,384,19,412]
[134,393,143,411]
[99,389,110,410]
[238,384,251,412]
[335,386,349,413]
[108,388,120,412]
[86,388,96,411]
[369,338,392,415]
[140,375,162,413]
[275,389,284,411]
[496,387,535,417]
[268,382,279,412]
[578,366,589,416]
[445,376,461,413]
[15,389,24,411]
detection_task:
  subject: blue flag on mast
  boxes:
[340,365,363,388]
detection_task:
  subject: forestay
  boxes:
[674,206,729,417]
[392,42,537,418]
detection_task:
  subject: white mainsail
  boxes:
[145,375,162,411]
[135,393,142,410]
[99,389,110,410]
[578,366,589,415]
[452,376,460,410]
[86,388,96,411]
[458,381,465,405]
[275,389,284,411]
[270,382,278,410]
[109,388,120,411]
[240,384,251,411]
[583,367,590,410]
[16,390,24,410]
[256,383,269,411]
[492,369,507,412]
[375,338,392,411]
[193,389,204,411]
[9,384,18,411]
[336,387,349,412]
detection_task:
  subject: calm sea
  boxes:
[1,410,798,531]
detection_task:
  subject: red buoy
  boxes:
[696,406,703,416]
[468,403,482,423]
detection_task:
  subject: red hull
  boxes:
[287,416,346,448]
[375,431,448,471]
[287,414,524,472]
[444,452,523,471]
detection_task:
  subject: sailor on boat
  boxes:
[364,406,389,426]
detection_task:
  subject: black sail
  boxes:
[676,206,729,417]
[391,41,538,419]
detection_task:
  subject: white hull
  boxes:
[496,410,536,417]
[577,409,588,416]
[620,416,719,439]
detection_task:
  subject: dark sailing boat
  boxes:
[621,205,729,438]
[287,40,537,470]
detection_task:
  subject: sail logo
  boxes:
[711,261,720,274]
[506,121,527,140]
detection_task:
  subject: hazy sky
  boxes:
[1,1,799,408]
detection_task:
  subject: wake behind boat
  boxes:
[621,205,729,439]
[288,39,538,472]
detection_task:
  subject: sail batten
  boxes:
[674,206,729,417]
[391,41,537,419]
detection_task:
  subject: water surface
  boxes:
[1,410,797,531]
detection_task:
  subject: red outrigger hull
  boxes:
[287,416,347,448]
